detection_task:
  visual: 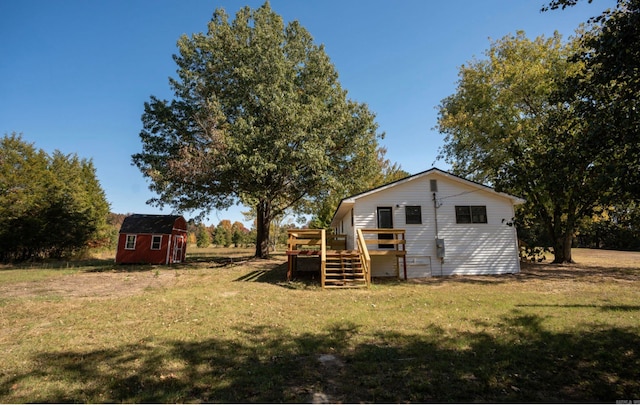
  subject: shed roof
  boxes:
[119,214,185,234]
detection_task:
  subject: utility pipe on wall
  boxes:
[432,192,439,239]
[432,192,444,276]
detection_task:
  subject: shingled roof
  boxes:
[119,214,184,234]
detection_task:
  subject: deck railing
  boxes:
[320,229,326,288]
[356,229,371,286]
[286,228,404,286]
[359,228,407,279]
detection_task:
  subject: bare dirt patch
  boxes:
[0,270,179,300]
[0,256,287,300]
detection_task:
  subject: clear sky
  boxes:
[0,0,614,227]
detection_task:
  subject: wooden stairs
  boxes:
[323,250,368,288]
[288,228,406,289]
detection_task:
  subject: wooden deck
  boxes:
[359,228,407,279]
[286,228,407,288]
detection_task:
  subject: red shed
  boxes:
[115,214,187,265]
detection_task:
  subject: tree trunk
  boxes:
[552,231,574,263]
[255,199,271,259]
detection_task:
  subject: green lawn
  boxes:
[0,248,638,403]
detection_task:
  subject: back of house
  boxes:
[331,168,524,278]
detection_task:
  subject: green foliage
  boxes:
[231,221,250,247]
[213,220,233,248]
[552,0,640,199]
[0,133,110,262]
[308,146,410,229]
[133,2,382,258]
[576,203,640,251]
[435,30,620,263]
[195,223,211,248]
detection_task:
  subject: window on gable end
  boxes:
[455,206,488,224]
[405,206,422,224]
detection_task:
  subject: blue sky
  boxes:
[0,0,614,227]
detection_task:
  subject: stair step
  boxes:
[326,280,366,284]
[322,249,368,288]
[326,273,365,279]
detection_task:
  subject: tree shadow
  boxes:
[516,303,640,312]
[233,261,322,289]
[185,254,256,265]
[518,262,640,283]
[2,312,638,403]
[408,261,640,287]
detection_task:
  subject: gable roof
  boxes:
[119,214,185,234]
[330,167,525,227]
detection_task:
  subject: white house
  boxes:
[330,168,525,278]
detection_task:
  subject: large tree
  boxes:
[546,0,640,199]
[436,31,602,263]
[133,3,382,258]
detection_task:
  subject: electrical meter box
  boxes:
[436,238,445,258]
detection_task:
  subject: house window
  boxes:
[125,235,137,250]
[405,206,422,224]
[151,235,162,250]
[455,206,488,224]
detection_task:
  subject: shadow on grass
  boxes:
[233,261,322,289]
[231,257,640,289]
[2,312,638,403]
[518,262,640,282]
[407,262,640,287]
[185,254,257,265]
[516,304,640,312]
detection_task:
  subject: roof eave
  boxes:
[330,199,355,228]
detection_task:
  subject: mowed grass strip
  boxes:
[0,248,638,403]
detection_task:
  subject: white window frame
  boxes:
[455,205,488,224]
[125,234,137,250]
[151,235,162,250]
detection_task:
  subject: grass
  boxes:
[0,247,638,402]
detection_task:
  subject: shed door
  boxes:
[377,207,393,248]
[172,235,184,263]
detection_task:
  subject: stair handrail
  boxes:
[356,228,371,287]
[320,229,327,288]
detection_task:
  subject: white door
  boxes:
[172,235,184,263]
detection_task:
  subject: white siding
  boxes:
[352,172,520,277]
[342,208,355,250]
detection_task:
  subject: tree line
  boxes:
[188,220,253,248]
